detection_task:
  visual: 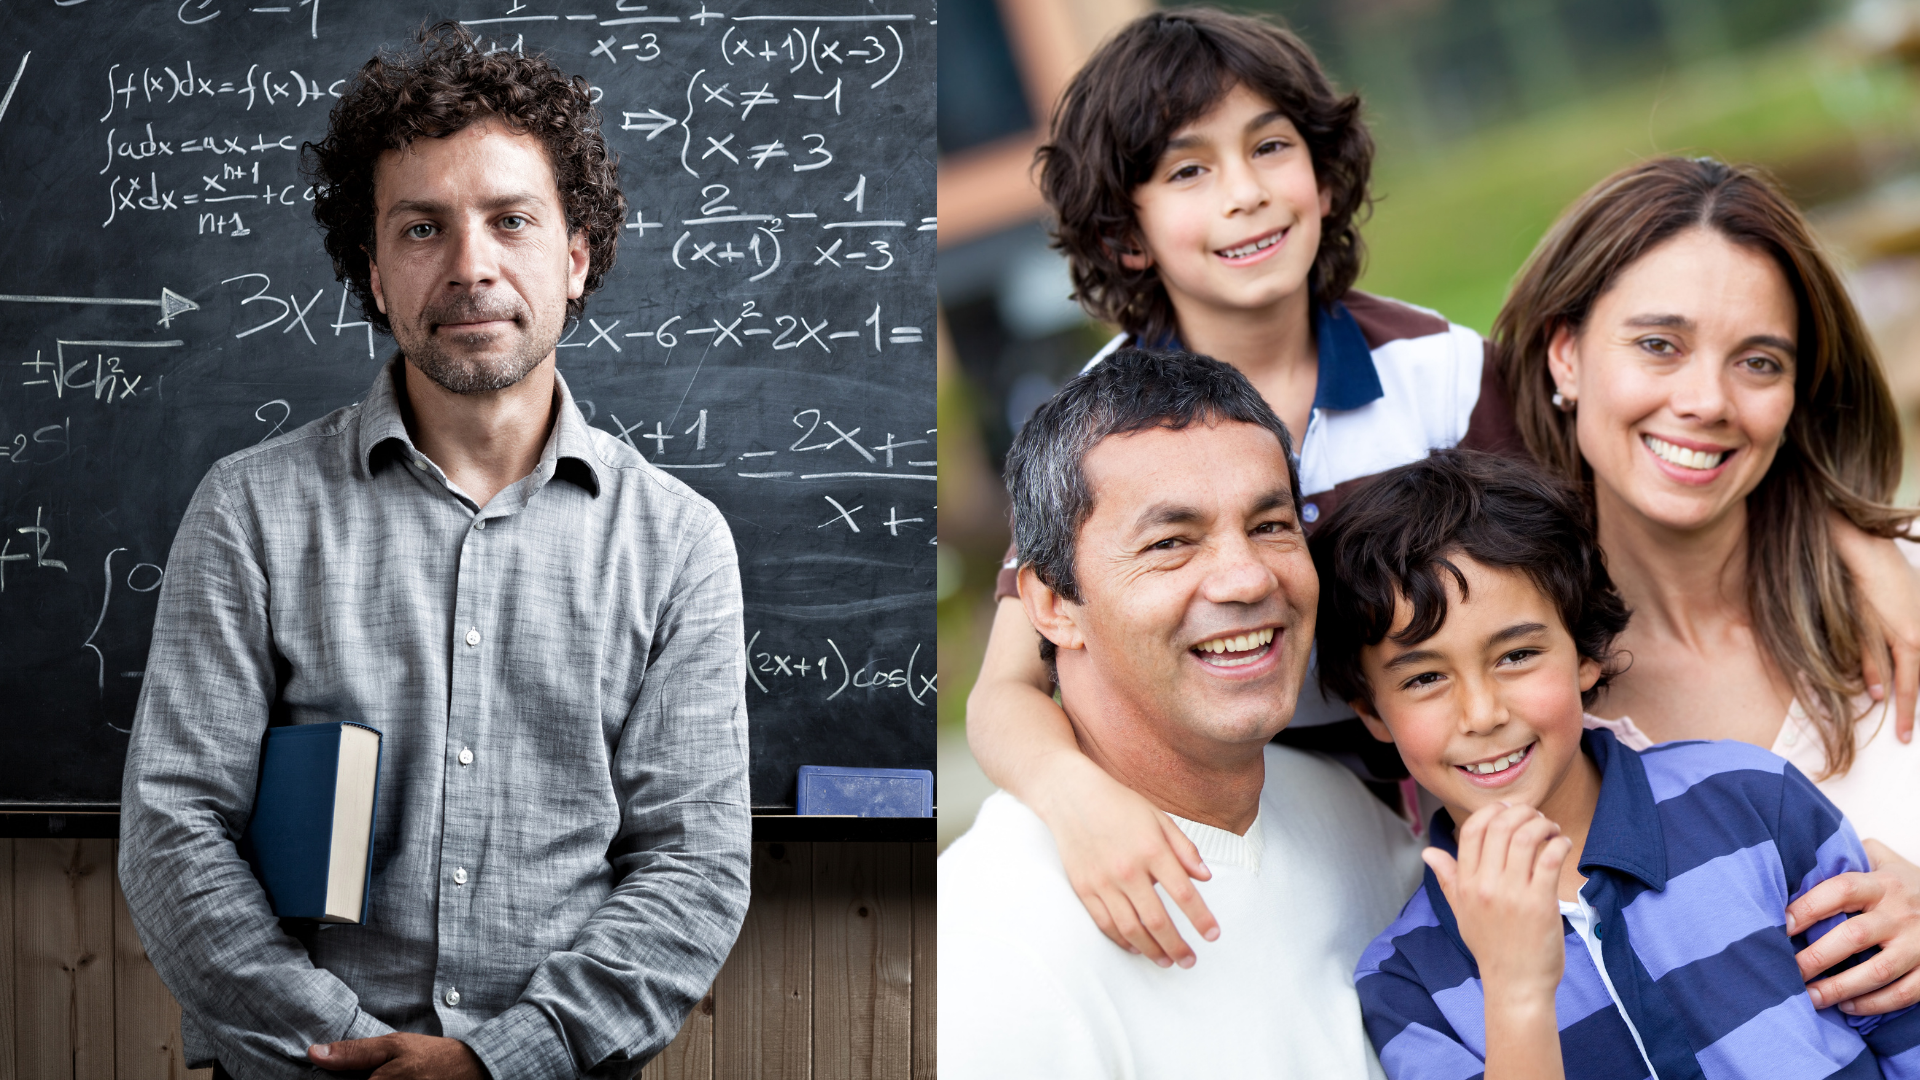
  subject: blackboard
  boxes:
[0,0,936,811]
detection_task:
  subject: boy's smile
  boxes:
[1125,83,1330,326]
[1353,556,1602,828]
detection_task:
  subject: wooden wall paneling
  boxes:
[110,848,204,1080]
[640,988,714,1080]
[14,839,117,1080]
[910,842,934,1080]
[713,841,813,1080]
[811,843,911,1080]
[1,840,15,1080]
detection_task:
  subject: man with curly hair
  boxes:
[118,24,750,1080]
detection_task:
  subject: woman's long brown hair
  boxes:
[1491,156,1914,778]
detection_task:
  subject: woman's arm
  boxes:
[1788,838,1920,1015]
[966,596,1220,967]
[1830,512,1919,744]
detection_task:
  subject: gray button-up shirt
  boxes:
[119,359,751,1080]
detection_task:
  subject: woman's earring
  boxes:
[1552,390,1574,412]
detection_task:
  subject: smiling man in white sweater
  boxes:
[939,350,1421,1079]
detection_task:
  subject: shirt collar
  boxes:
[1137,300,1383,412]
[1572,726,1668,890]
[1312,299,1384,412]
[355,355,603,498]
[1422,727,1669,952]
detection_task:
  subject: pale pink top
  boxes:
[1585,705,1920,863]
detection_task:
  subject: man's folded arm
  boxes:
[464,510,753,1080]
[119,468,391,1078]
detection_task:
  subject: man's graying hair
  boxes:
[1005,349,1301,612]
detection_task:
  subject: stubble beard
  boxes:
[398,292,562,395]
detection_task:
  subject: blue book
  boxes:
[240,721,383,923]
[795,765,933,817]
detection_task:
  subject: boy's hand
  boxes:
[1424,802,1571,999]
[1426,802,1572,1080]
[1037,750,1219,969]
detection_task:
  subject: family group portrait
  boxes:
[938,0,1920,1078]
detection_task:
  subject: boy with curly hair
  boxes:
[119,24,750,1080]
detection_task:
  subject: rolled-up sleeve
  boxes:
[119,465,392,1079]
[463,509,752,1080]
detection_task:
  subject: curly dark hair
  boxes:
[1311,450,1631,712]
[303,21,626,334]
[1036,9,1373,344]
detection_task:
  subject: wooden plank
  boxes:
[111,845,207,1080]
[1,840,16,1080]
[811,843,911,1080]
[640,989,713,1080]
[713,841,812,1080]
[910,843,934,1080]
[14,838,117,1080]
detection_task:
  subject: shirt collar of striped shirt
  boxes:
[354,354,604,497]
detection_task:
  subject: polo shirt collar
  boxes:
[1140,300,1384,412]
[1574,726,1669,890]
[1312,300,1384,412]
[355,355,603,497]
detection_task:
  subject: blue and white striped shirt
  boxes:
[1356,728,1920,1080]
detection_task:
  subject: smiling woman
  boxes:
[1493,157,1913,783]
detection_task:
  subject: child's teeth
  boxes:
[1222,232,1282,258]
[1468,748,1526,775]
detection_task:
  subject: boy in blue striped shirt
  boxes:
[1314,451,1920,1080]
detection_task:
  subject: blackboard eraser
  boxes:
[795,765,933,818]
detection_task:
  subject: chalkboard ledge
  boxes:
[0,810,935,843]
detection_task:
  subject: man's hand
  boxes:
[309,1033,489,1080]
[1790,838,1920,1015]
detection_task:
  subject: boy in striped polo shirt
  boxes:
[1314,451,1920,1080]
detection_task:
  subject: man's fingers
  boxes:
[1810,936,1908,1008]
[310,1037,396,1071]
[1837,967,1920,1016]
[1795,907,1882,983]
[1158,814,1213,883]
[1787,871,1877,936]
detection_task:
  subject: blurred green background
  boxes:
[937,0,1920,844]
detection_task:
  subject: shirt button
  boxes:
[444,987,460,1006]
[458,747,474,766]
[454,867,468,885]
[474,518,486,530]
[1302,502,1320,524]
[465,628,480,647]
[414,457,428,470]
